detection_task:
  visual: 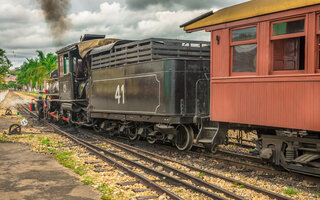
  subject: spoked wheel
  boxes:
[175,125,194,151]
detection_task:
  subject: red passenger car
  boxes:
[182,0,320,176]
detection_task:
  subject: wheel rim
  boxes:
[93,122,101,133]
[175,125,194,151]
[128,128,138,140]
[146,136,157,144]
[146,128,157,144]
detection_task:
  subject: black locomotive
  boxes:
[38,34,226,151]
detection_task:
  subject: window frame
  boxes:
[59,55,64,77]
[270,16,307,75]
[230,25,258,76]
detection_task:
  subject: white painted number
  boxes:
[21,118,28,126]
[115,84,125,104]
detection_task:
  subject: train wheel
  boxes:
[146,128,157,144]
[175,125,194,151]
[127,127,139,141]
[93,121,102,133]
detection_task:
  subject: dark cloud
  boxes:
[125,0,229,10]
[35,0,72,46]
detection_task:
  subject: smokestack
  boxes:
[36,0,71,45]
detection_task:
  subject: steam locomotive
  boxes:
[38,34,224,151]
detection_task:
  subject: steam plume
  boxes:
[36,0,71,45]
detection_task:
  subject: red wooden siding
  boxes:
[211,29,230,77]
[209,6,320,131]
[211,75,320,131]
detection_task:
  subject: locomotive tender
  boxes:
[41,35,221,151]
[182,0,320,176]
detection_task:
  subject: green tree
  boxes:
[0,48,11,84]
[16,50,58,89]
[7,81,17,89]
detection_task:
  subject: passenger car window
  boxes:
[232,27,257,42]
[231,26,257,73]
[232,44,257,72]
[273,19,304,36]
[271,18,305,71]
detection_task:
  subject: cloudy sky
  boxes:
[0,0,247,68]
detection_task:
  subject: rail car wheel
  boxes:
[126,127,139,141]
[93,121,102,133]
[146,128,157,144]
[175,125,194,151]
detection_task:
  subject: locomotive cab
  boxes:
[57,45,85,100]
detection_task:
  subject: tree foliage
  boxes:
[17,50,58,88]
[0,48,11,84]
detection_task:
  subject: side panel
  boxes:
[59,73,73,100]
[210,75,320,131]
[89,59,210,117]
[211,29,230,78]
[91,75,160,114]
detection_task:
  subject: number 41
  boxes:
[115,84,125,104]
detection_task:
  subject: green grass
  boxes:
[100,188,114,200]
[199,172,204,180]
[82,177,94,185]
[53,150,87,175]
[232,181,244,189]
[283,188,300,195]
[42,138,52,146]
[0,134,9,142]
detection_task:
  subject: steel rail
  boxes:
[17,105,182,200]
[19,105,230,200]
[89,138,245,200]
[102,137,293,200]
[88,137,246,200]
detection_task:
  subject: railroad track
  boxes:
[17,104,294,200]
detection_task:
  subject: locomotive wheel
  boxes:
[146,128,157,144]
[93,122,102,133]
[175,125,194,151]
[127,127,139,141]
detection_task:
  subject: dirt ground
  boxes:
[0,91,101,200]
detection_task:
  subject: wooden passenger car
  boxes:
[182,0,320,132]
[182,0,320,176]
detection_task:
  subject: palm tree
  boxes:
[17,50,58,89]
